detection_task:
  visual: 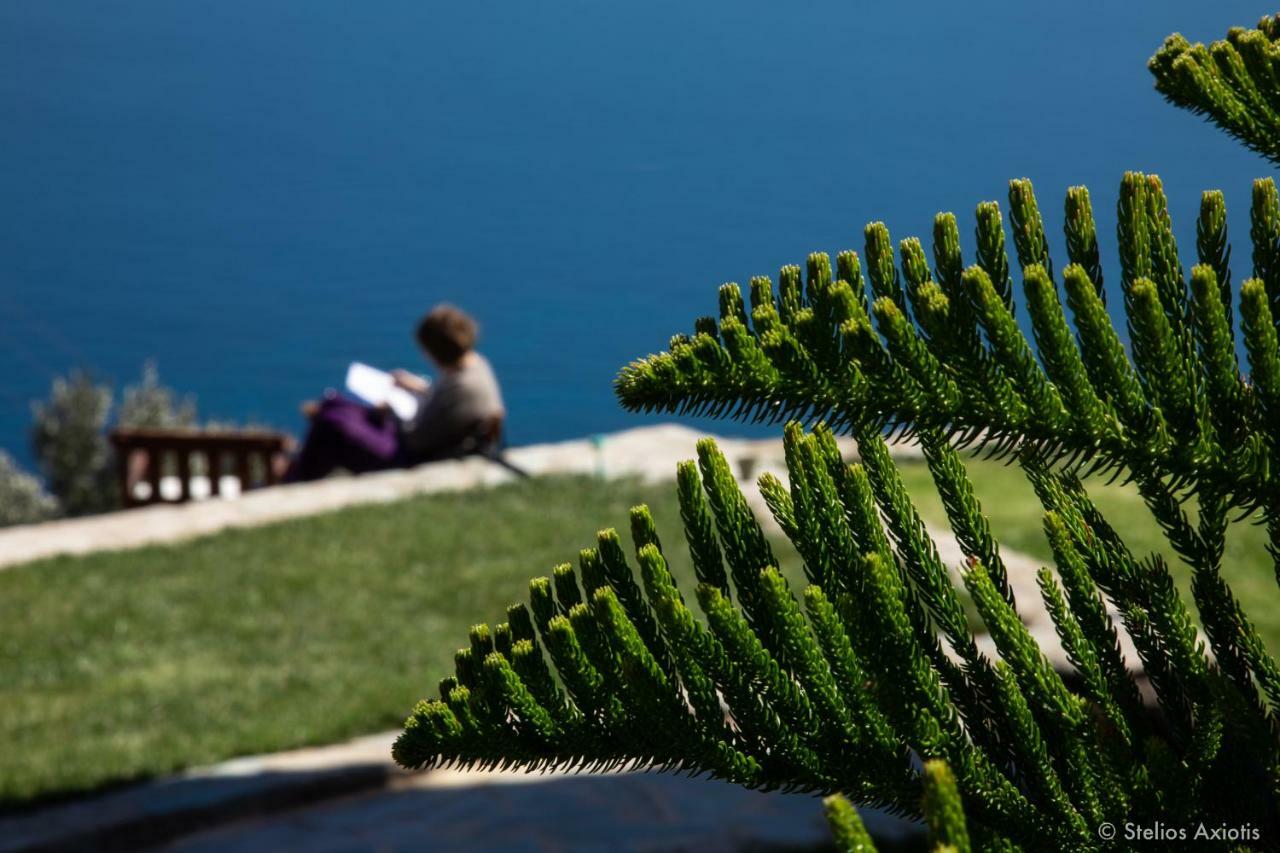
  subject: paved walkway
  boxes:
[1,731,920,852]
[0,424,870,571]
[165,767,913,853]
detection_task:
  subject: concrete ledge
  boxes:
[0,424,888,571]
[0,455,512,570]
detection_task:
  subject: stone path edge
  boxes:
[0,423,888,572]
[0,733,401,853]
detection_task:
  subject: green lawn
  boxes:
[2,457,1275,808]
[0,475,803,807]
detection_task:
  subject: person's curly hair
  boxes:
[415,304,477,367]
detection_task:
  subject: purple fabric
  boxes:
[285,396,402,482]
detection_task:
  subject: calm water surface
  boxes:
[0,2,1271,468]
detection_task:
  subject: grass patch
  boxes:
[0,475,802,807]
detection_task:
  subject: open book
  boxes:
[344,362,422,421]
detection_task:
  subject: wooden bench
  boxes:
[109,428,290,508]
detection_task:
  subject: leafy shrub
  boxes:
[29,362,199,515]
[0,450,59,527]
[30,371,114,516]
[117,360,197,430]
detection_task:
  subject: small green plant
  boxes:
[30,370,115,516]
[0,450,59,527]
[395,16,1280,852]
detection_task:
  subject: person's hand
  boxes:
[391,369,429,393]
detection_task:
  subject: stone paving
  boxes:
[1,730,921,852]
[165,768,918,853]
[0,424,871,571]
[0,734,398,852]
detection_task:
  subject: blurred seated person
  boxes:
[284,304,505,482]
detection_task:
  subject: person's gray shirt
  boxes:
[399,354,505,461]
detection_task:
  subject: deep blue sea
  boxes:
[0,2,1272,470]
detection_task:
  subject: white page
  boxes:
[344,362,420,421]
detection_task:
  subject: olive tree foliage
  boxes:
[117,360,197,430]
[30,371,115,516]
[28,362,197,516]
